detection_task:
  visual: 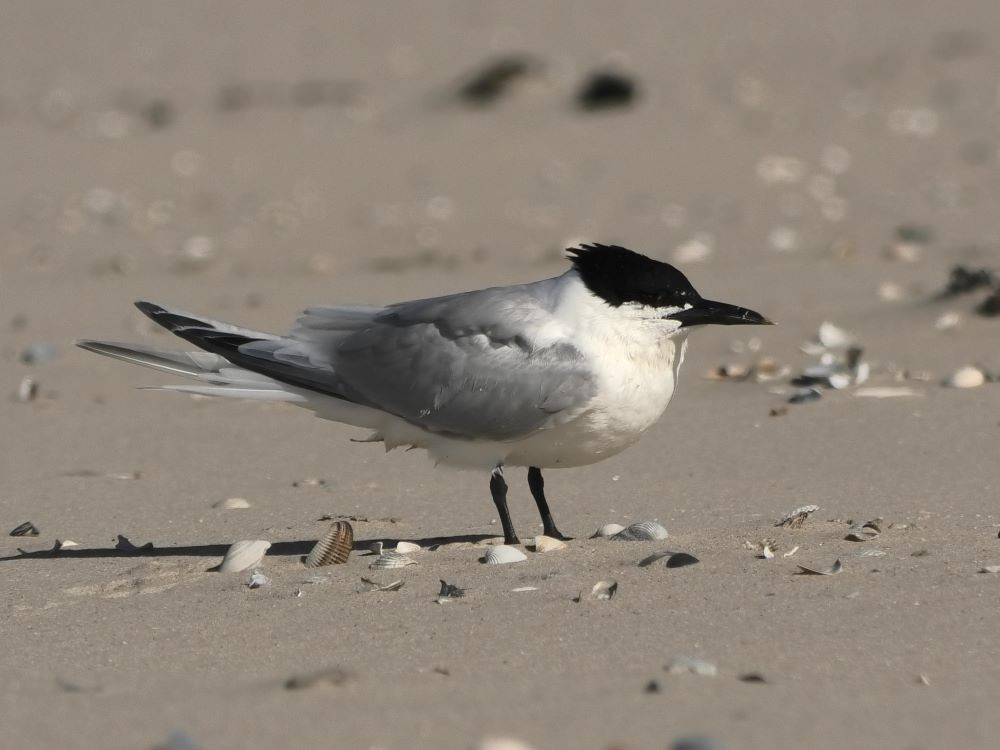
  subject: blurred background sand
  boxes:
[3,2,1000,749]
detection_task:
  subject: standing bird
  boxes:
[78,244,770,544]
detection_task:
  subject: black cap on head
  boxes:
[567,243,700,308]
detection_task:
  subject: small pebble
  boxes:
[576,71,638,111]
[666,657,717,677]
[944,366,985,389]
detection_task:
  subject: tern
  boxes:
[79,243,771,544]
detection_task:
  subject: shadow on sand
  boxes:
[0,533,499,563]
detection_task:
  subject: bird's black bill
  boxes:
[667,299,773,327]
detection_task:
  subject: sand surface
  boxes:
[4,2,1000,748]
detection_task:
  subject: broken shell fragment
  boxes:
[979,565,1000,574]
[854,386,922,398]
[845,518,882,542]
[532,535,567,553]
[611,521,668,541]
[369,551,417,569]
[944,365,986,389]
[394,541,421,554]
[665,657,717,676]
[796,559,843,576]
[247,570,270,588]
[818,321,855,349]
[360,577,404,591]
[219,540,271,573]
[10,521,40,537]
[776,504,819,528]
[214,497,250,509]
[304,520,353,567]
[480,545,527,565]
[591,523,625,538]
[665,552,700,568]
[590,580,618,600]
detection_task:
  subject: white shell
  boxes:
[591,523,625,539]
[247,571,270,588]
[219,540,271,573]
[666,657,717,676]
[818,321,855,348]
[214,497,250,509]
[474,738,536,750]
[611,521,669,541]
[480,545,527,565]
[395,541,421,554]
[369,551,417,570]
[590,580,618,600]
[532,535,567,553]
[945,365,985,388]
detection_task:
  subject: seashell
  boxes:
[369,541,384,555]
[818,321,855,349]
[945,365,985,389]
[761,543,776,559]
[590,580,618,600]
[532,535,567,553]
[666,657,717,676]
[213,497,250,509]
[845,518,882,542]
[776,504,819,528]
[56,539,80,550]
[10,521,40,537]
[979,565,1000,574]
[438,579,465,598]
[611,521,668,541]
[394,541,421,554]
[247,570,270,588]
[218,540,271,573]
[789,387,822,404]
[782,545,800,558]
[304,520,353,567]
[859,548,886,557]
[16,377,38,402]
[854,386,922,398]
[796,559,843,576]
[591,523,625,538]
[474,738,536,750]
[369,551,417,570]
[480,545,527,565]
[360,577,404,592]
[665,552,699,568]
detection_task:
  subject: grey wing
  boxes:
[254,284,595,440]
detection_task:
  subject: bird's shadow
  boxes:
[0,533,498,564]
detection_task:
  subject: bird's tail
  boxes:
[76,301,306,403]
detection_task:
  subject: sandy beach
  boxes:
[4,2,1000,748]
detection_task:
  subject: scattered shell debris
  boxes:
[10,521,40,537]
[369,551,417,570]
[511,586,538,592]
[747,539,777,559]
[782,546,800,558]
[590,580,618,600]
[304,521,353,567]
[776,504,819,528]
[218,540,271,573]
[360,577,404,592]
[944,365,987,389]
[611,521,668,541]
[395,541,421,554]
[666,657,717,677]
[247,570,270,589]
[845,518,883,542]
[796,559,843,576]
[532,535,567,553]
[979,565,1000,574]
[213,497,250,510]
[480,545,527,565]
[591,523,625,538]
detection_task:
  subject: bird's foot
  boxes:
[542,526,572,541]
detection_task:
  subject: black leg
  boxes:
[527,466,570,540]
[490,467,520,545]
